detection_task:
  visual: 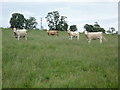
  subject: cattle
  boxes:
[47,30,59,36]
[84,30,106,44]
[67,30,79,40]
[13,28,27,40]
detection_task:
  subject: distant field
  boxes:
[2,29,118,88]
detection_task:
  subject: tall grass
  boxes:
[2,29,118,88]
[0,28,2,89]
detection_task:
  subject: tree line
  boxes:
[9,11,116,33]
[84,22,105,33]
[10,13,38,29]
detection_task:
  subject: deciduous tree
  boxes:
[10,13,25,29]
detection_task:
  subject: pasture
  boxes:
[2,29,118,88]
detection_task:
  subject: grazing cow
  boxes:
[13,28,27,40]
[47,30,59,36]
[84,30,106,44]
[67,30,79,40]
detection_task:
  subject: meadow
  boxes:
[2,29,118,88]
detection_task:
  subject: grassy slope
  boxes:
[0,29,2,89]
[2,29,118,88]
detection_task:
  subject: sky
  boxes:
[0,0,118,32]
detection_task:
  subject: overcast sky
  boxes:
[1,0,118,32]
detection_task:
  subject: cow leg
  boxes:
[25,36,27,40]
[70,36,72,40]
[77,35,79,40]
[18,36,20,40]
[88,39,91,44]
[100,39,102,44]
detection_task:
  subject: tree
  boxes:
[110,27,115,34]
[94,22,105,33]
[45,11,68,31]
[58,16,68,31]
[45,11,59,30]
[84,24,95,32]
[69,25,77,31]
[94,28,105,33]
[25,17,38,29]
[53,11,60,30]
[63,22,68,31]
[94,22,100,28]
[10,13,25,29]
[106,29,112,34]
[84,22,105,33]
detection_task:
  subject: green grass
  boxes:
[2,29,118,88]
[0,28,2,89]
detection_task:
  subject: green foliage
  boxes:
[94,28,105,33]
[106,27,116,34]
[58,16,68,31]
[45,11,68,31]
[10,13,26,29]
[84,24,95,32]
[9,13,38,30]
[94,22,100,28]
[62,23,68,31]
[110,27,115,34]
[45,11,59,30]
[2,29,118,88]
[69,25,77,31]
[106,30,112,34]
[84,22,105,33]
[25,17,38,29]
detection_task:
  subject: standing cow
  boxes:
[67,30,79,40]
[47,30,59,36]
[13,28,27,40]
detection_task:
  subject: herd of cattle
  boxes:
[13,28,107,44]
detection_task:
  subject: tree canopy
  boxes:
[84,22,105,33]
[106,27,116,34]
[94,22,100,28]
[10,13,38,29]
[10,13,26,29]
[45,11,68,31]
[69,25,78,31]
[25,17,38,29]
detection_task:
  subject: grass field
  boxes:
[0,29,2,89]
[2,29,118,88]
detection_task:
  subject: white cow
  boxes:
[13,28,27,40]
[67,30,79,40]
[84,30,106,44]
